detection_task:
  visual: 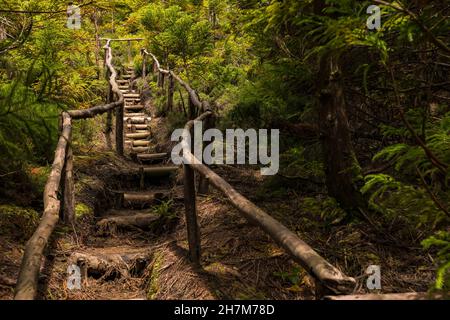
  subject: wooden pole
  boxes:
[167,73,174,113]
[188,95,196,120]
[115,100,124,156]
[183,126,201,267]
[198,114,214,194]
[105,48,113,150]
[142,50,147,79]
[15,112,72,300]
[128,40,132,64]
[63,131,75,225]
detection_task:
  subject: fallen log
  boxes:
[14,112,72,300]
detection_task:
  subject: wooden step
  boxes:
[97,212,162,233]
[123,191,169,203]
[124,117,151,124]
[124,93,140,99]
[137,153,169,162]
[122,74,132,80]
[127,124,149,131]
[124,113,145,117]
[123,166,179,176]
[117,79,129,84]
[132,146,151,153]
[133,140,151,147]
[126,132,151,140]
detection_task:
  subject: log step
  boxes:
[132,147,151,153]
[69,251,151,278]
[137,166,179,176]
[97,213,162,233]
[124,113,145,117]
[137,153,169,162]
[123,192,169,203]
[127,124,149,131]
[124,93,140,99]
[126,132,151,140]
[124,117,151,124]
[122,74,132,80]
[133,140,151,147]
[117,80,129,85]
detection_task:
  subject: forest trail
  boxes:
[56,67,178,300]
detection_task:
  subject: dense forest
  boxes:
[0,0,449,300]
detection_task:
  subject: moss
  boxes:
[75,203,94,218]
[0,205,39,240]
[147,252,163,300]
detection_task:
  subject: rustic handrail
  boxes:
[142,49,207,117]
[182,112,356,295]
[142,49,356,295]
[14,39,125,300]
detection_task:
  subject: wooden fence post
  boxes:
[127,40,132,64]
[198,114,214,194]
[115,100,124,157]
[183,126,201,267]
[63,130,75,225]
[188,95,196,120]
[142,50,147,79]
[167,73,174,113]
[105,48,113,150]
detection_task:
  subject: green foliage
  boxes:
[300,196,347,226]
[361,174,445,229]
[152,199,176,219]
[422,231,450,291]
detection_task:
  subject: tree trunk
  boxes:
[317,53,366,212]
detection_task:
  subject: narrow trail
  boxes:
[64,67,178,300]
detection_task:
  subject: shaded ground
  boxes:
[0,108,437,300]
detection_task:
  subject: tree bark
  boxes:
[317,53,366,212]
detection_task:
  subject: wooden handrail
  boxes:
[14,112,72,300]
[14,39,125,300]
[141,49,355,295]
[142,49,206,115]
[181,112,355,295]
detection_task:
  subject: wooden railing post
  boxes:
[115,100,124,156]
[167,73,174,113]
[63,131,75,225]
[105,47,113,150]
[141,49,147,79]
[127,40,132,64]
[183,126,201,267]
[188,95,196,120]
[198,114,214,194]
